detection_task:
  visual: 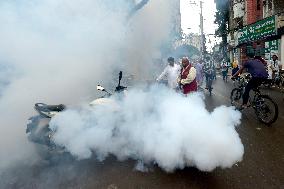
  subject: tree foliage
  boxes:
[174,44,200,59]
[214,0,230,46]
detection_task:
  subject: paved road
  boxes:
[1,76,284,189]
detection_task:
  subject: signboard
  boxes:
[238,16,276,44]
[265,39,279,60]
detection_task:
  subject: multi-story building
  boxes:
[226,0,284,65]
[174,33,202,50]
[174,0,182,35]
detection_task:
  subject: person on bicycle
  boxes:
[212,61,217,80]
[203,56,214,90]
[156,57,180,90]
[231,51,268,109]
[177,57,197,95]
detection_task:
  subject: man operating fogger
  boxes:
[156,57,180,89]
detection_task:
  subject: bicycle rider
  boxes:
[203,56,214,90]
[231,50,268,109]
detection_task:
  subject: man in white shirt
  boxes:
[270,54,280,79]
[156,57,180,89]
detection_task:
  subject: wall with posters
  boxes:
[265,39,279,60]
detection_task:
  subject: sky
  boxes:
[180,0,220,49]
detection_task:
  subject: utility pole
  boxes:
[189,1,206,59]
[199,1,206,58]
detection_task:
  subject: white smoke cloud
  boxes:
[0,0,174,171]
[50,86,244,172]
[0,0,243,175]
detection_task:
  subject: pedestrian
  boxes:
[156,57,180,90]
[270,54,280,85]
[231,51,268,109]
[178,57,197,95]
[194,59,204,87]
[265,59,274,83]
[231,61,239,77]
[220,60,228,82]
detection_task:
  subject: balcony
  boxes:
[233,0,245,19]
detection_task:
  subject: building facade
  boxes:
[174,0,182,37]
[226,0,284,66]
[174,33,202,50]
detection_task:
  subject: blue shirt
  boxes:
[243,59,268,78]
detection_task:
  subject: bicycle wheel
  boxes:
[208,78,213,96]
[230,88,242,106]
[209,87,212,96]
[262,79,272,88]
[254,95,278,125]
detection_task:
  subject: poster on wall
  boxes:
[265,39,279,60]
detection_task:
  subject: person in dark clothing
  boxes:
[232,64,239,76]
[203,56,214,89]
[221,61,228,82]
[232,52,268,109]
[254,56,267,65]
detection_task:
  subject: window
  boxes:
[257,0,261,10]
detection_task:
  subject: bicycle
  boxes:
[204,72,213,96]
[278,70,284,88]
[263,70,284,88]
[204,74,213,96]
[230,74,279,125]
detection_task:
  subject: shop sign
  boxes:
[238,16,276,44]
[265,39,279,60]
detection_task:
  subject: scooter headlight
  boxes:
[27,119,32,125]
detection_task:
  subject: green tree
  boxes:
[214,0,229,46]
[174,44,201,59]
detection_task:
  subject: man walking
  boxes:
[271,54,280,86]
[157,57,180,90]
[195,59,204,87]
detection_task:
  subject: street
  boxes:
[1,75,284,189]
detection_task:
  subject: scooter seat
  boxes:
[35,103,66,112]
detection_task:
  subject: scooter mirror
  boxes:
[97,85,105,91]
[119,71,122,81]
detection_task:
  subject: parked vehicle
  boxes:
[26,71,127,156]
